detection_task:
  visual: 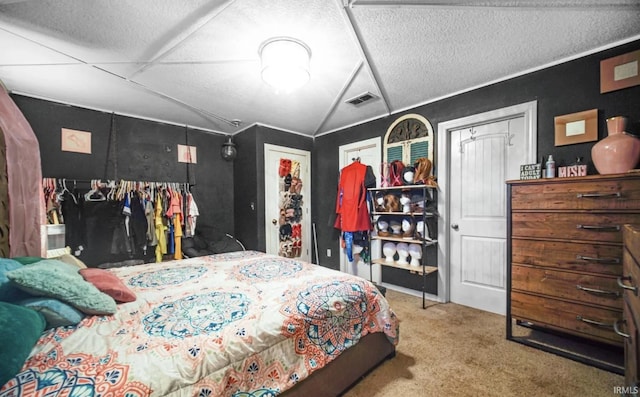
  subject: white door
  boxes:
[449,118,524,315]
[264,144,311,262]
[438,101,537,314]
[338,137,381,280]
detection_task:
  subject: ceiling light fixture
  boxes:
[259,37,311,92]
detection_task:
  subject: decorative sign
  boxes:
[177,144,197,163]
[61,128,91,154]
[520,163,541,180]
[558,165,587,178]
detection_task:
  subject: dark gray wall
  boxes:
[312,39,640,278]
[234,125,313,252]
[12,94,234,261]
[10,38,640,273]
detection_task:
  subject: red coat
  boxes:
[334,162,372,232]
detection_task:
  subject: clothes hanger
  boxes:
[61,178,78,204]
[85,179,106,201]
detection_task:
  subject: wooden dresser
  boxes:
[620,224,640,390]
[506,173,640,373]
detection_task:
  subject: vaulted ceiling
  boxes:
[1,0,639,137]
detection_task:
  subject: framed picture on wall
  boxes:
[600,49,640,93]
[61,128,91,154]
[554,109,598,146]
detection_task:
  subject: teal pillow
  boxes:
[6,259,117,315]
[11,256,43,265]
[0,301,46,386]
[16,297,86,328]
[0,258,30,302]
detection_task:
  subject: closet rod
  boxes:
[43,177,195,186]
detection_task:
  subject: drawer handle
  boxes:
[617,276,638,295]
[576,255,620,264]
[613,319,630,339]
[576,315,613,328]
[576,192,622,199]
[576,224,621,232]
[576,284,620,297]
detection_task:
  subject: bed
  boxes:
[0,251,398,396]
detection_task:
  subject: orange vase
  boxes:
[591,116,640,174]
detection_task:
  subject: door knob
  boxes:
[272,219,277,225]
[451,223,459,230]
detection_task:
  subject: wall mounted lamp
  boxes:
[220,136,237,161]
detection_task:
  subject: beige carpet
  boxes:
[345,290,624,397]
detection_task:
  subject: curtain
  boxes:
[0,82,44,256]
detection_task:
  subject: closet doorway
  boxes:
[338,137,381,279]
[438,101,537,315]
[264,144,311,262]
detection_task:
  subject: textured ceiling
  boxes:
[0,0,639,137]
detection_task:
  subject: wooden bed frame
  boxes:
[282,332,396,396]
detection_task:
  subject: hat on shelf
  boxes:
[390,219,402,235]
[402,166,415,185]
[402,217,416,239]
[377,218,390,237]
[383,194,400,212]
[374,191,386,212]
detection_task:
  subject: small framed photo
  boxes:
[177,144,197,163]
[61,128,91,154]
[601,49,640,94]
[554,109,598,147]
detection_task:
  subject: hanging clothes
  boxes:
[154,193,167,263]
[130,193,149,255]
[334,161,376,265]
[61,188,85,255]
[145,199,157,248]
[170,190,183,260]
[186,193,199,237]
[333,161,375,232]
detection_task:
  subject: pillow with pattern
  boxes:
[6,260,116,315]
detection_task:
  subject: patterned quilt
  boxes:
[1,251,399,396]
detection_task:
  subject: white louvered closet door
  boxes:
[449,116,524,315]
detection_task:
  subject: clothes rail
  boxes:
[42,177,195,202]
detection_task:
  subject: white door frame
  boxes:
[338,137,381,279]
[437,101,537,303]
[264,143,311,261]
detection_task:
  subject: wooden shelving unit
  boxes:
[367,184,438,308]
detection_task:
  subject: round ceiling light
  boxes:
[259,37,311,93]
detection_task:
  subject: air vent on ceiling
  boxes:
[346,91,378,106]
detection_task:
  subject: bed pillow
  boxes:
[79,268,136,303]
[54,253,88,269]
[11,256,43,265]
[6,260,117,315]
[0,301,46,386]
[16,297,86,328]
[0,258,31,302]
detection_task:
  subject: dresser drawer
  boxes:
[511,291,623,346]
[624,224,640,264]
[512,239,621,276]
[512,265,621,309]
[622,248,640,320]
[511,179,640,211]
[624,296,639,389]
[511,212,640,243]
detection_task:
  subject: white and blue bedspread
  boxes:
[1,251,399,396]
